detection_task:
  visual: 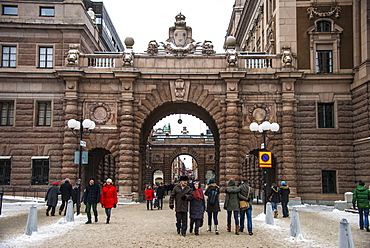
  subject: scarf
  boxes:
[193,188,204,201]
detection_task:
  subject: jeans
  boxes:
[86,203,98,222]
[281,202,289,217]
[240,205,252,233]
[176,212,188,235]
[207,211,219,225]
[227,210,239,225]
[105,207,112,218]
[358,208,369,229]
[271,202,278,211]
[146,200,153,210]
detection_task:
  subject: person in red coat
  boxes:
[100,178,118,224]
[145,185,155,210]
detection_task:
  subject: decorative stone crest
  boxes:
[66,44,80,66]
[281,47,293,67]
[307,5,341,20]
[249,104,271,123]
[175,79,185,98]
[146,40,159,55]
[90,102,111,124]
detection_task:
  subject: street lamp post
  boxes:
[249,121,279,213]
[67,118,95,215]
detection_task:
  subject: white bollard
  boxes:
[338,218,354,248]
[25,205,38,235]
[65,199,74,222]
[290,207,302,239]
[265,202,274,225]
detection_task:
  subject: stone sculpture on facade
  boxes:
[146,40,159,55]
[87,7,96,23]
[66,44,80,66]
[281,48,293,67]
[225,36,238,67]
[201,40,215,55]
[123,37,134,66]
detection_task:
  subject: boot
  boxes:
[106,216,110,224]
[215,225,219,235]
[95,216,98,223]
[227,225,231,232]
[207,225,212,232]
[274,210,278,218]
[365,226,370,232]
[235,225,240,235]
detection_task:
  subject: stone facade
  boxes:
[0,0,369,203]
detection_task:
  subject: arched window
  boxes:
[316,21,331,32]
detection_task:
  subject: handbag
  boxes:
[239,200,250,210]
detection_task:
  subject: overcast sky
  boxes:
[101,0,235,53]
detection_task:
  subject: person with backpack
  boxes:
[204,178,220,235]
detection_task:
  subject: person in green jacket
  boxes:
[352,180,370,231]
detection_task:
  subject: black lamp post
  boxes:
[249,121,279,213]
[67,118,95,215]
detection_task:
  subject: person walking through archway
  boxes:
[204,178,220,235]
[189,181,205,235]
[100,178,118,224]
[59,178,73,215]
[145,185,155,210]
[83,177,100,224]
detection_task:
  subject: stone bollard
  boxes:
[65,199,74,222]
[338,218,354,248]
[25,205,38,235]
[290,207,302,239]
[265,202,274,225]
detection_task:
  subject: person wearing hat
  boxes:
[100,178,118,224]
[45,182,61,216]
[352,180,370,231]
[204,178,220,235]
[279,181,290,218]
[59,178,73,215]
[169,175,193,236]
[83,177,101,224]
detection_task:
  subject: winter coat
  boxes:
[204,184,220,213]
[45,185,60,207]
[83,183,100,204]
[224,178,243,211]
[60,181,73,201]
[279,185,290,203]
[227,182,252,203]
[100,184,118,208]
[352,185,370,209]
[145,188,155,201]
[156,185,165,199]
[169,183,193,212]
[190,189,205,220]
[268,186,280,203]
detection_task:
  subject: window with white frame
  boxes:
[317,102,334,128]
[36,101,51,126]
[0,100,14,126]
[39,47,53,68]
[2,46,16,68]
[2,5,18,15]
[316,50,333,73]
[40,7,54,17]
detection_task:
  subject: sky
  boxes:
[101,0,235,53]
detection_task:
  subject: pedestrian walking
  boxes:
[228,178,254,235]
[169,175,193,236]
[224,178,242,235]
[83,177,100,224]
[45,182,61,216]
[59,178,73,215]
[189,181,205,235]
[267,183,280,218]
[155,182,166,210]
[352,180,370,231]
[145,185,155,210]
[279,181,290,218]
[204,178,220,235]
[100,178,118,224]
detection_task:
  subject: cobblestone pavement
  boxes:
[1,198,369,248]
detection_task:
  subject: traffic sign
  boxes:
[259,151,272,168]
[74,151,88,164]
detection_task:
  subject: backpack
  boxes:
[208,187,219,205]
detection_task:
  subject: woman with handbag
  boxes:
[189,181,205,235]
[267,183,280,218]
[224,178,243,235]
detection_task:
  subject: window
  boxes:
[40,7,54,17]
[317,21,331,32]
[318,103,334,128]
[2,5,18,15]
[2,46,16,68]
[31,158,49,185]
[39,47,53,68]
[316,50,333,73]
[36,101,51,126]
[322,170,336,193]
[0,101,14,126]
[0,158,11,185]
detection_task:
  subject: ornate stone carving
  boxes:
[146,40,159,55]
[175,79,185,98]
[307,5,341,20]
[122,51,134,66]
[87,7,96,23]
[249,104,271,123]
[226,50,238,67]
[281,47,293,67]
[66,44,80,67]
[201,40,215,55]
[90,102,111,124]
